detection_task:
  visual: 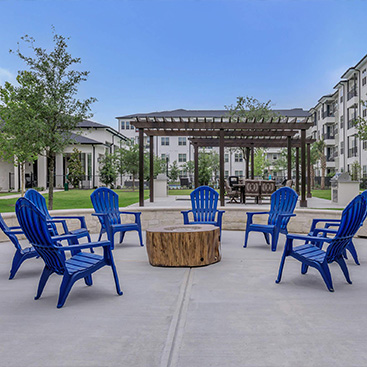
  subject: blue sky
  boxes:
[0,0,366,127]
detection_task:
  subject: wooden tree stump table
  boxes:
[146,224,221,267]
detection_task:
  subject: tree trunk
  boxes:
[20,161,25,197]
[311,165,315,189]
[132,175,135,191]
[321,156,326,190]
[48,152,55,210]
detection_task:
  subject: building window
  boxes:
[348,136,358,158]
[234,153,243,162]
[340,88,343,103]
[161,137,169,146]
[363,69,367,86]
[340,115,344,129]
[178,154,187,163]
[340,141,344,155]
[234,170,243,177]
[363,141,367,150]
[224,170,229,178]
[224,154,229,163]
[161,154,169,163]
[125,121,130,130]
[178,137,186,146]
[120,121,125,130]
[363,165,367,179]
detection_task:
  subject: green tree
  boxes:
[313,139,327,189]
[253,148,266,177]
[356,99,367,140]
[67,148,85,188]
[198,151,219,186]
[13,29,96,209]
[169,161,180,182]
[225,96,279,170]
[117,141,139,190]
[0,74,44,196]
[99,153,118,188]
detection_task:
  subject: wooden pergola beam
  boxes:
[143,129,298,137]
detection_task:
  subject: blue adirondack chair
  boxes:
[181,186,225,235]
[90,187,143,249]
[25,189,91,245]
[306,190,367,265]
[276,194,367,292]
[244,187,298,251]
[15,197,122,308]
[0,213,39,279]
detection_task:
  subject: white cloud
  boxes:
[0,67,16,85]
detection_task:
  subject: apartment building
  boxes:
[116,108,310,181]
[309,54,367,179]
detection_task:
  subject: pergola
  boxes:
[132,116,314,207]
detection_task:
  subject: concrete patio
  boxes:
[1,230,367,367]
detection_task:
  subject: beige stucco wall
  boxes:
[2,205,366,243]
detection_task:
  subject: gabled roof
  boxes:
[69,133,103,145]
[77,119,128,141]
[116,108,310,120]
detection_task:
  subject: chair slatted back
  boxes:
[326,195,366,263]
[15,198,66,274]
[190,186,218,222]
[25,189,58,235]
[90,188,121,226]
[0,214,22,251]
[268,187,298,230]
[360,190,367,225]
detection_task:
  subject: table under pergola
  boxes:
[132,116,314,207]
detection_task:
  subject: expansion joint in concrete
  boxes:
[160,268,194,367]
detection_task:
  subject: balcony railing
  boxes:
[348,147,358,158]
[322,133,335,140]
[348,118,357,129]
[347,87,358,101]
[322,111,334,119]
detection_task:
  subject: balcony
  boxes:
[347,87,357,101]
[322,111,334,119]
[347,87,358,107]
[348,118,357,130]
[348,147,358,158]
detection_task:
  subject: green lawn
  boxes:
[0,189,149,213]
[311,189,331,200]
[168,189,193,196]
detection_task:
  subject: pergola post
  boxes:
[139,128,144,207]
[219,129,225,207]
[287,136,292,180]
[251,145,254,179]
[295,147,300,194]
[149,135,154,202]
[307,143,312,198]
[300,129,307,207]
[194,143,199,188]
[246,147,250,179]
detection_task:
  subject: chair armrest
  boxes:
[9,226,22,230]
[216,210,225,225]
[246,211,269,225]
[309,218,341,233]
[119,211,142,225]
[51,233,78,243]
[46,218,69,234]
[181,210,193,224]
[287,233,332,243]
[51,215,87,229]
[313,228,338,236]
[57,240,112,251]
[7,229,24,235]
[324,223,341,229]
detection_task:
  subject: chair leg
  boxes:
[317,263,334,292]
[35,266,54,300]
[9,250,25,280]
[243,228,250,248]
[119,232,125,244]
[335,256,352,284]
[271,231,280,252]
[86,233,94,253]
[263,233,270,245]
[84,275,93,286]
[346,241,360,265]
[109,252,123,296]
[301,264,309,274]
[98,229,103,242]
[57,274,75,308]
[137,229,144,247]
[275,248,288,284]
